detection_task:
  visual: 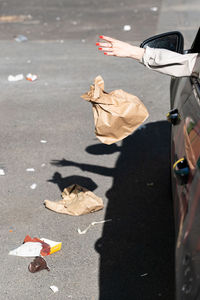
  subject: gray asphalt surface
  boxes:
[0,0,199,299]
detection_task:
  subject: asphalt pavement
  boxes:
[0,0,199,299]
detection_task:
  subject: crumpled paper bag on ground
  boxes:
[81,75,149,144]
[44,184,103,216]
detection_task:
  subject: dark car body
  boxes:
[141,28,200,299]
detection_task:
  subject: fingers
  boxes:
[96,42,111,47]
[99,47,113,52]
[104,52,115,56]
[99,35,116,42]
[96,35,117,56]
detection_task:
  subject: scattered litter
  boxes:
[26,168,35,172]
[0,168,5,176]
[56,17,61,21]
[40,140,47,144]
[123,25,131,31]
[8,74,24,82]
[41,163,46,167]
[27,60,31,64]
[9,242,42,257]
[28,256,50,273]
[78,219,112,235]
[50,286,59,293]
[140,273,148,277]
[40,238,62,255]
[44,184,104,216]
[151,7,158,12]
[147,182,154,187]
[30,183,37,189]
[9,235,61,258]
[26,73,38,82]
[24,235,61,256]
[0,15,32,23]
[81,39,86,43]
[9,229,13,233]
[15,34,28,42]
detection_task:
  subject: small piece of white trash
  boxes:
[15,34,28,42]
[140,273,148,277]
[0,168,5,176]
[50,286,59,293]
[9,242,42,257]
[26,73,38,81]
[8,74,24,82]
[151,7,158,12]
[78,219,112,235]
[26,168,35,172]
[41,163,46,167]
[123,25,131,31]
[40,140,47,144]
[30,183,37,189]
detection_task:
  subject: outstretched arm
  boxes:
[96,35,199,77]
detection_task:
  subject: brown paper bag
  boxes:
[44,184,103,216]
[81,76,149,144]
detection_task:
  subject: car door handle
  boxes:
[173,157,189,185]
[167,108,181,125]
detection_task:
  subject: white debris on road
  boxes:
[78,219,112,235]
[9,242,42,257]
[15,34,28,42]
[40,140,47,144]
[26,73,38,81]
[30,183,37,189]
[151,7,158,11]
[26,168,35,172]
[50,286,59,293]
[123,25,131,31]
[0,168,5,175]
[8,74,24,82]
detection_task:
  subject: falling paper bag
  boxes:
[44,184,103,216]
[81,76,149,144]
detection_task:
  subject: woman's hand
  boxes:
[96,35,145,61]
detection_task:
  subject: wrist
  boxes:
[130,46,145,61]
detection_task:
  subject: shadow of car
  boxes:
[141,28,200,300]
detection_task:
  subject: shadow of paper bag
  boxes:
[44,184,103,216]
[81,76,149,145]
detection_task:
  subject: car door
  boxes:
[170,39,200,298]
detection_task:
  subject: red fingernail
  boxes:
[96,42,100,46]
[104,52,107,55]
[98,47,102,50]
[99,35,103,39]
